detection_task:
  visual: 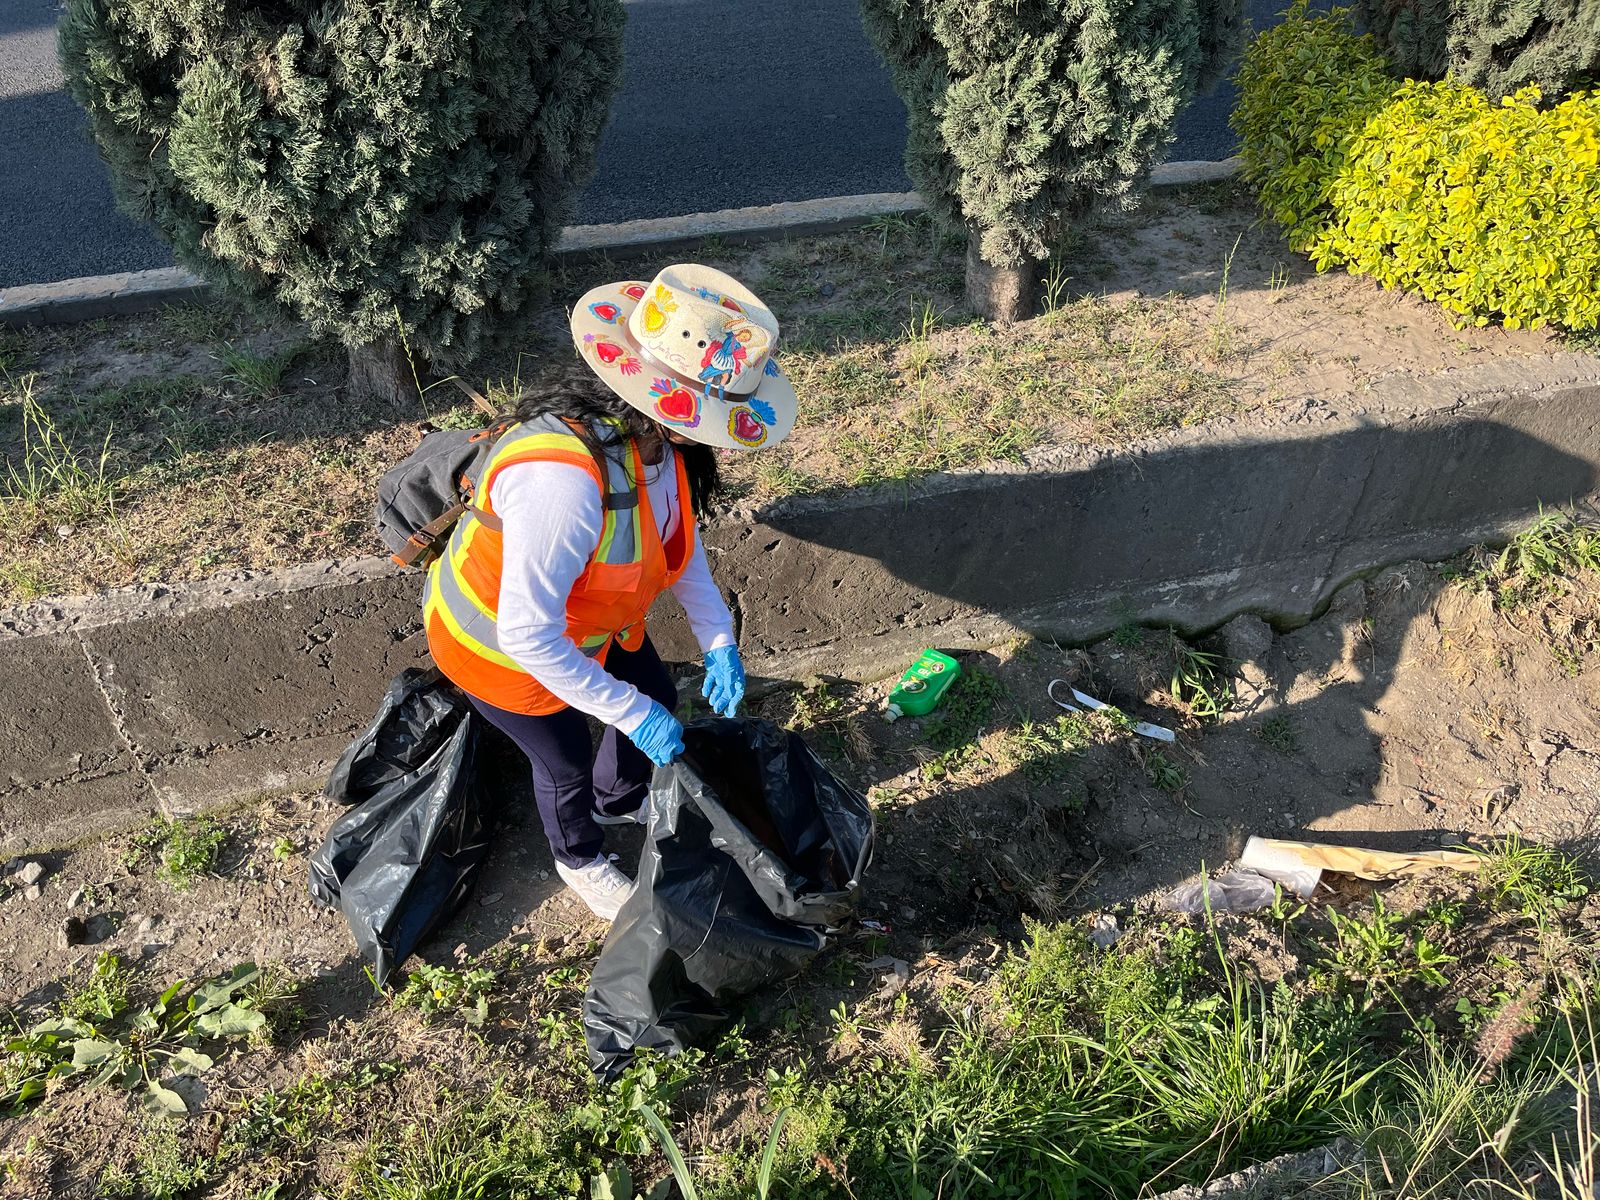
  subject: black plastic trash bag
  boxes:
[308,667,494,988]
[584,717,874,1079]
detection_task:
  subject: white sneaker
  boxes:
[556,854,635,922]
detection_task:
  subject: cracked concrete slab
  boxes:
[0,382,1596,851]
[79,574,428,815]
[0,632,154,849]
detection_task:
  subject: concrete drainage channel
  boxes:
[2,374,1596,855]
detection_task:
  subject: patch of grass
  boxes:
[1,371,120,526]
[999,712,1096,784]
[771,921,1369,1197]
[158,302,237,343]
[99,1122,213,1200]
[1258,712,1299,754]
[1479,837,1590,926]
[921,668,1007,779]
[781,680,870,761]
[216,343,299,399]
[1460,511,1600,610]
[0,560,56,603]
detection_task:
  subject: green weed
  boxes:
[1142,749,1190,793]
[99,1122,213,1199]
[349,1085,600,1199]
[394,962,497,1026]
[1479,837,1589,925]
[147,816,227,889]
[1460,511,1600,610]
[1313,895,1456,1011]
[1258,712,1299,753]
[2,962,266,1115]
[921,668,1006,779]
[1169,635,1234,722]
[1000,713,1095,784]
[58,951,132,1025]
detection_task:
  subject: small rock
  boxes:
[24,884,42,901]
[865,956,912,1001]
[16,861,44,886]
[899,907,919,922]
[1400,791,1434,817]
[59,916,87,948]
[536,870,550,882]
[67,887,86,909]
[479,891,504,907]
[133,914,157,936]
[56,524,76,540]
[1088,913,1123,948]
[1219,614,1274,665]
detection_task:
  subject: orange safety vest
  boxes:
[423,415,697,715]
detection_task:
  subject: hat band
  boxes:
[619,321,761,406]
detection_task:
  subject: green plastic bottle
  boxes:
[884,649,962,721]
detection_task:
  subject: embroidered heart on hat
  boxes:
[728,406,768,446]
[622,283,646,300]
[649,378,700,427]
[589,301,621,324]
[593,340,624,365]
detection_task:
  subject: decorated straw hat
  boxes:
[568,264,798,451]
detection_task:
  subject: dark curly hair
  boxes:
[508,358,722,519]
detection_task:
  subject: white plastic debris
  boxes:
[1047,680,1176,743]
[1088,913,1123,948]
[1162,869,1281,914]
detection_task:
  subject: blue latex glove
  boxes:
[627,702,685,767]
[702,645,746,717]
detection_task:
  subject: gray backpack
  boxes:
[371,379,503,568]
[375,422,510,568]
[375,384,613,569]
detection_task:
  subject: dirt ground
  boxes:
[3,179,1585,603]
[1,540,1596,1196]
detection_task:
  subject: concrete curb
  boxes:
[0,159,1242,326]
[2,366,1596,854]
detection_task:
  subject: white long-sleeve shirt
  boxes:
[490,443,735,734]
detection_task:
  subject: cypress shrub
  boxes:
[60,0,625,402]
[860,0,1244,323]
[1350,0,1599,99]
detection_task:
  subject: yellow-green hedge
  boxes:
[1233,4,1600,332]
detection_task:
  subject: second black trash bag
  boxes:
[584,717,874,1079]
[308,668,495,988]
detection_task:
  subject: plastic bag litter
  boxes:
[584,717,874,1080]
[308,668,495,988]
[1163,868,1282,914]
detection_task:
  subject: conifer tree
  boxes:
[1351,0,1598,99]
[861,0,1243,323]
[60,0,625,402]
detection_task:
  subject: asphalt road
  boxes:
[1,0,1284,290]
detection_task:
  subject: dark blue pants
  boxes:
[467,638,677,869]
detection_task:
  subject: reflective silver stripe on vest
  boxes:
[426,558,608,659]
[427,416,640,665]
